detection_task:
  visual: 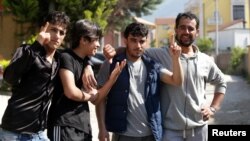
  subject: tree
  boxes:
[3,0,117,42]
[107,0,163,31]
[2,0,39,41]
[2,0,163,42]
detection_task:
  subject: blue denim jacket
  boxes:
[105,53,163,141]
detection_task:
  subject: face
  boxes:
[46,24,67,50]
[83,38,100,57]
[175,17,199,47]
[125,34,147,61]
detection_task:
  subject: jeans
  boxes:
[0,128,50,141]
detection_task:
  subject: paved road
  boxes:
[1,75,250,141]
[209,75,250,125]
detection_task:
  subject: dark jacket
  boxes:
[1,41,60,133]
[105,53,163,141]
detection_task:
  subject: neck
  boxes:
[45,47,56,64]
[73,47,86,58]
[126,54,141,62]
[181,45,195,57]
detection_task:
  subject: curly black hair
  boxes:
[124,22,148,39]
[41,11,70,28]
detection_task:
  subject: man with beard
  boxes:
[102,12,227,141]
[143,12,227,141]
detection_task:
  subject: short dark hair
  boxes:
[175,12,199,29]
[71,19,102,49]
[124,22,148,39]
[41,11,70,28]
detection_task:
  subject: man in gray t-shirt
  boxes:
[96,22,183,141]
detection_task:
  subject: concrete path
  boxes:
[209,75,250,124]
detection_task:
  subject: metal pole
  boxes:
[215,0,219,56]
[199,0,204,38]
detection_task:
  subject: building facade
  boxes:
[185,0,250,51]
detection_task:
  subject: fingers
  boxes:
[89,75,97,87]
[120,59,127,69]
[169,33,175,45]
[169,42,181,57]
[103,44,116,64]
[83,75,97,91]
[82,65,97,91]
[98,131,110,141]
[37,22,51,45]
[201,107,214,121]
[108,58,113,64]
[115,59,127,73]
[40,22,49,32]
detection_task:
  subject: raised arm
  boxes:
[82,44,125,91]
[4,22,51,85]
[160,37,183,86]
[92,59,126,105]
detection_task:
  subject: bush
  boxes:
[228,47,247,75]
[196,37,214,54]
[0,59,10,70]
[0,59,11,92]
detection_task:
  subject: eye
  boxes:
[140,40,145,44]
[50,27,65,36]
[59,30,66,36]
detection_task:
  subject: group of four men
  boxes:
[0,10,226,141]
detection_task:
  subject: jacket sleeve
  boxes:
[207,60,227,94]
[3,41,44,85]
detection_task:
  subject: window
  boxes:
[233,5,244,20]
[113,31,121,47]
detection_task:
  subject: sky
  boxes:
[142,0,189,22]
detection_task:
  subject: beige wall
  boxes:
[0,14,20,59]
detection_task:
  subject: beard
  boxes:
[175,34,195,47]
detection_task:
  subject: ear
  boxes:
[196,29,200,37]
[80,37,87,45]
[123,37,128,45]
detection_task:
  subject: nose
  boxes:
[183,27,190,34]
[95,40,100,49]
[135,41,142,48]
[55,32,60,39]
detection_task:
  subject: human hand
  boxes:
[82,65,97,92]
[169,33,181,59]
[201,106,215,121]
[103,44,116,64]
[98,129,110,141]
[37,22,51,46]
[109,59,126,81]
[88,87,98,102]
